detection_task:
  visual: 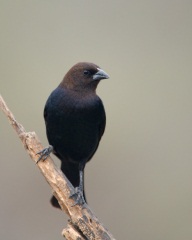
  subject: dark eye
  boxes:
[83,70,90,75]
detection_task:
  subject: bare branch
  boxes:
[62,222,85,240]
[0,95,115,240]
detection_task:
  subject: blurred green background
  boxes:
[1,1,192,239]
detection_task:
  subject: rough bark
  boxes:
[0,95,115,240]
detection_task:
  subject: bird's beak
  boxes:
[93,68,110,81]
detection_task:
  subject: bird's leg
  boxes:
[69,163,86,206]
[36,145,53,163]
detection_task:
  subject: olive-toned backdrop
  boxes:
[1,1,192,239]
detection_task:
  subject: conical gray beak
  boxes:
[93,68,110,81]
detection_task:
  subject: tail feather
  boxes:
[50,161,87,208]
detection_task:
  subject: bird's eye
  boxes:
[83,70,90,75]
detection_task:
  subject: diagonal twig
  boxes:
[0,94,115,240]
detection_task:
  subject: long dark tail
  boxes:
[50,161,87,208]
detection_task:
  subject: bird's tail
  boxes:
[50,161,87,208]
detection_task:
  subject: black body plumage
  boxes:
[42,62,109,207]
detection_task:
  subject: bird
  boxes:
[37,62,109,208]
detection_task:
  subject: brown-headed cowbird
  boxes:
[38,62,109,208]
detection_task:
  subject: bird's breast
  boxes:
[45,88,105,162]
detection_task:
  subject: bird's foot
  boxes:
[69,187,85,206]
[36,145,53,163]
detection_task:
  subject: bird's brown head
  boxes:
[60,62,109,92]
